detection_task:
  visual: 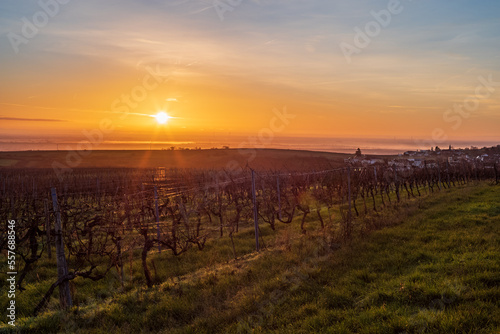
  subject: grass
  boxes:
[1,182,499,333]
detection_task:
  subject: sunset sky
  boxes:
[1,0,499,151]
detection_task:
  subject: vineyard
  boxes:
[1,160,499,319]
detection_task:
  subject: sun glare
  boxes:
[155,111,170,124]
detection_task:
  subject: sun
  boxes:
[155,111,171,124]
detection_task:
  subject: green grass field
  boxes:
[2,182,499,333]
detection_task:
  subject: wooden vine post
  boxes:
[154,185,161,253]
[44,199,52,259]
[50,188,72,309]
[346,167,352,238]
[251,169,259,252]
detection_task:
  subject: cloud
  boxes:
[0,116,67,122]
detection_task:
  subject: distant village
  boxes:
[346,145,500,168]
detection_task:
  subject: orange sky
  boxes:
[1,1,499,151]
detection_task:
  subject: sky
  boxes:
[0,0,499,151]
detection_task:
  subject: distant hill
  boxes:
[0,149,357,170]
